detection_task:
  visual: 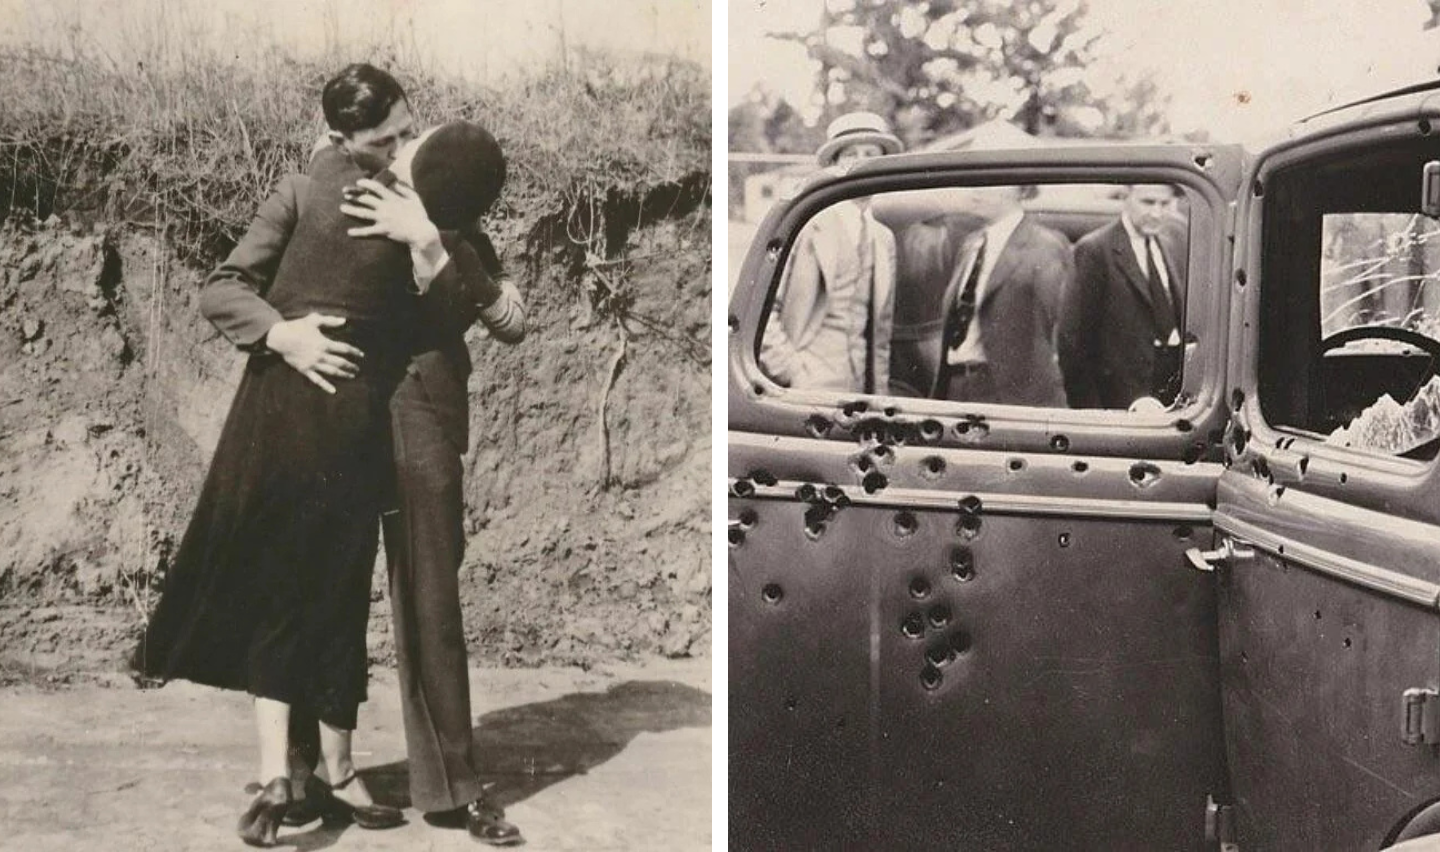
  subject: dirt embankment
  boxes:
[0,180,711,676]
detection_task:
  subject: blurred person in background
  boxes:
[760,111,902,393]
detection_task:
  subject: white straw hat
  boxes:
[815,111,903,165]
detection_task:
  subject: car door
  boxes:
[1212,91,1440,850]
[729,145,1243,850]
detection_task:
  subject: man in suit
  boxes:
[929,184,1071,406]
[1058,184,1187,410]
[201,64,525,846]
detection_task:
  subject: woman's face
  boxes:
[387,127,436,186]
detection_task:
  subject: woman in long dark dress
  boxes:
[133,122,504,846]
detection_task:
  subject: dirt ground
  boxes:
[0,658,711,851]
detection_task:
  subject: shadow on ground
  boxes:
[364,679,711,811]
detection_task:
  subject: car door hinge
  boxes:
[1403,688,1440,745]
[1204,794,1238,849]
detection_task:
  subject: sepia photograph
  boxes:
[728,1,1440,849]
[0,1,711,850]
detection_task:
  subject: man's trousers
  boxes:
[290,371,483,813]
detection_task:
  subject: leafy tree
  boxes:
[770,0,1170,145]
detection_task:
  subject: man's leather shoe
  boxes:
[465,798,523,846]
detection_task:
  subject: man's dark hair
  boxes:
[322,63,408,134]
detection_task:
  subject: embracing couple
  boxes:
[133,64,525,847]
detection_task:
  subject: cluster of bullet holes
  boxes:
[796,481,851,539]
[950,546,976,582]
[730,507,760,547]
[901,592,972,691]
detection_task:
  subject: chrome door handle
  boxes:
[1184,538,1256,572]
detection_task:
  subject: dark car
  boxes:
[729,83,1440,851]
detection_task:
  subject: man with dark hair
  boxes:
[202,62,525,846]
[1058,183,1187,410]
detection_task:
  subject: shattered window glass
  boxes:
[1321,213,1440,456]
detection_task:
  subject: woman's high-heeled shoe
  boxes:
[321,773,405,830]
[237,777,292,847]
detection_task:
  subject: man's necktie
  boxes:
[1145,236,1178,339]
[946,235,986,350]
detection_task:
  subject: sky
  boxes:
[0,0,710,81]
[730,0,1440,143]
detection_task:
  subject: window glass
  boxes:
[756,182,1193,413]
[1320,212,1440,456]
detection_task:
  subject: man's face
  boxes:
[386,127,436,187]
[333,99,417,175]
[834,141,886,163]
[1123,185,1175,236]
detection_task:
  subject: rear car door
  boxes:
[729,145,1243,849]
[1213,90,1440,850]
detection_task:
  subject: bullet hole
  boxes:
[1252,179,1264,197]
[955,415,989,440]
[1298,456,1309,477]
[1007,457,1026,472]
[862,471,889,494]
[901,612,925,639]
[1128,461,1162,488]
[1194,152,1212,168]
[841,400,869,418]
[753,383,766,397]
[909,577,932,599]
[1175,419,1194,433]
[1181,442,1205,465]
[1050,434,1070,452]
[1251,456,1271,481]
[804,503,833,538]
[957,515,982,539]
[835,717,847,731]
[762,583,784,604]
[1231,388,1246,411]
[729,528,745,547]
[921,456,946,478]
[872,445,893,461]
[925,644,952,667]
[805,414,833,438]
[823,484,845,503]
[1058,532,1071,548]
[1343,636,1353,648]
[1174,525,1194,541]
[1339,472,1348,484]
[883,406,898,417]
[751,469,778,487]
[796,483,818,501]
[1232,427,1249,455]
[1266,485,1285,506]
[893,511,919,537]
[920,666,943,691]
[951,629,972,654]
[731,479,756,497]
[728,314,739,333]
[928,605,952,628]
[784,697,799,711]
[1072,460,1089,474]
[1240,650,1249,663]
[919,419,943,442]
[765,238,783,260]
[1314,609,1321,620]
[1235,269,1247,288]
[950,547,975,582]
[1421,118,1433,135]
[738,508,759,530]
[958,495,983,516]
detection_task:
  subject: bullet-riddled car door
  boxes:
[729,146,1242,850]
[1213,95,1440,850]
